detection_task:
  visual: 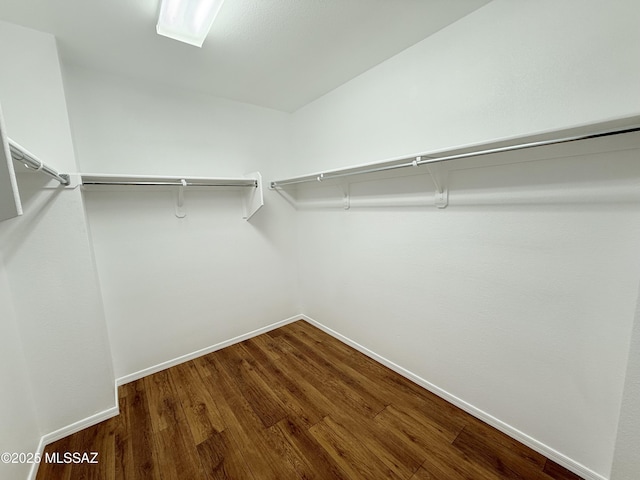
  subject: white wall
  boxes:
[0,174,116,433]
[611,281,640,480]
[290,1,640,478]
[0,19,115,466]
[290,0,640,176]
[0,102,22,221]
[0,256,38,480]
[63,66,298,380]
[0,22,78,173]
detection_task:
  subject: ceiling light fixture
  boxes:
[156,0,225,47]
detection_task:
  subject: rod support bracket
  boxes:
[435,186,449,209]
[338,184,350,210]
[175,178,187,218]
[426,164,449,209]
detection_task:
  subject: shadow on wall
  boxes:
[0,173,64,262]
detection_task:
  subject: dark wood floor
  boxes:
[37,320,582,480]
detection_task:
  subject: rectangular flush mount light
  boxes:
[157,0,225,47]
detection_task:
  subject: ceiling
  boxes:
[0,0,490,112]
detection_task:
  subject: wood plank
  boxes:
[263,419,325,480]
[152,415,205,480]
[375,404,504,480]
[260,370,423,480]
[36,434,73,480]
[409,467,436,480]
[452,426,552,479]
[453,422,548,478]
[309,415,402,480]
[126,380,162,479]
[169,361,224,444]
[267,336,374,424]
[199,353,288,480]
[143,370,183,433]
[456,416,547,469]
[240,338,326,428]
[277,331,386,420]
[192,354,214,379]
[140,367,204,480]
[215,344,287,428]
[205,354,324,480]
[197,430,256,480]
[114,394,135,480]
[269,417,350,480]
[280,329,388,413]
[330,411,423,479]
[94,419,116,480]
[249,333,288,361]
[67,420,115,480]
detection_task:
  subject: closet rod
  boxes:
[9,140,70,185]
[81,175,257,188]
[270,125,640,188]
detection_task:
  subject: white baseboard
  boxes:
[26,437,45,480]
[299,314,607,480]
[116,314,301,386]
[27,386,119,480]
[40,406,120,447]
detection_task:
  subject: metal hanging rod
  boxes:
[9,139,70,185]
[270,125,640,189]
[81,174,257,188]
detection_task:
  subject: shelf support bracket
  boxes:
[243,172,264,220]
[422,159,448,208]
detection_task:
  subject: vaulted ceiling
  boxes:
[0,0,490,112]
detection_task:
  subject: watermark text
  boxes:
[1,452,99,464]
